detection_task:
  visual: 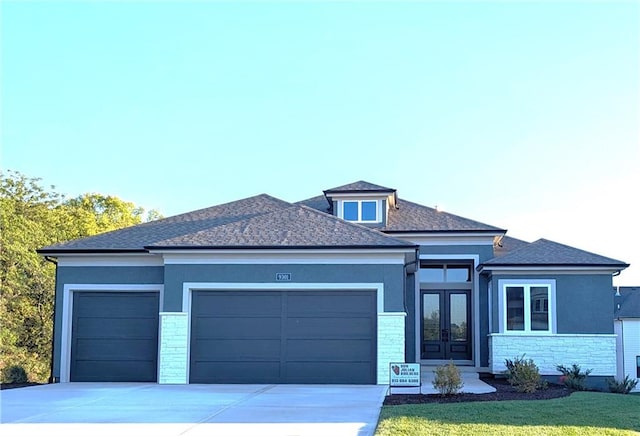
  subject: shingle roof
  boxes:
[295,195,330,212]
[615,287,640,318]
[324,181,396,193]
[39,194,415,253]
[483,238,629,267]
[383,199,505,233]
[149,205,415,249]
[493,236,531,257]
[39,194,293,252]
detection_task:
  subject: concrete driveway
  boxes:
[0,383,388,436]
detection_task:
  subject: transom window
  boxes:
[340,200,380,223]
[500,280,555,334]
[419,262,471,283]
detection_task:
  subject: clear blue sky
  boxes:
[2,1,639,285]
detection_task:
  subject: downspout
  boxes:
[44,256,58,384]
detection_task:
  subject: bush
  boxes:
[432,361,464,396]
[556,364,592,391]
[504,355,546,393]
[2,365,29,384]
[606,375,639,394]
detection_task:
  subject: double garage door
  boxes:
[190,290,377,384]
[70,289,377,384]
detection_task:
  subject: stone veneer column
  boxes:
[158,312,189,384]
[377,313,406,384]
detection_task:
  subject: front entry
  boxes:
[421,290,472,360]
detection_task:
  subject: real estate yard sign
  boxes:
[389,363,421,387]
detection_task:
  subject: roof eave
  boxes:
[37,248,148,256]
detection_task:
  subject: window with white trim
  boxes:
[340,200,380,223]
[500,280,555,334]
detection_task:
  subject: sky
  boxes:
[2,1,639,285]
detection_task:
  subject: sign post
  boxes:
[389,363,421,392]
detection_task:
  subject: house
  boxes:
[614,286,640,391]
[38,181,629,385]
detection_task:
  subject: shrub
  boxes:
[2,365,29,384]
[556,364,592,391]
[432,361,464,396]
[606,375,639,394]
[504,355,546,393]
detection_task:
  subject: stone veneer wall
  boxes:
[489,334,617,376]
[377,313,406,384]
[158,312,189,384]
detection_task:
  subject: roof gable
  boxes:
[324,181,395,193]
[483,238,629,267]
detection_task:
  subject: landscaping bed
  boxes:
[384,374,572,405]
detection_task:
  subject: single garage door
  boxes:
[190,290,377,384]
[70,291,159,382]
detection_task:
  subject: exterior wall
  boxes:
[404,272,416,363]
[163,263,405,312]
[489,273,615,334]
[478,274,490,367]
[615,318,640,391]
[419,244,494,263]
[53,266,164,380]
[489,334,617,376]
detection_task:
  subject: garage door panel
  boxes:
[74,338,158,360]
[195,339,281,360]
[74,317,158,338]
[190,290,376,384]
[286,339,373,361]
[285,362,373,384]
[71,291,159,382]
[286,317,373,338]
[73,361,157,382]
[194,292,281,316]
[194,317,281,339]
[287,292,375,314]
[190,362,280,384]
[74,293,158,317]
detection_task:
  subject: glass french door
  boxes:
[421,290,471,360]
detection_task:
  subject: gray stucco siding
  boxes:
[419,244,494,263]
[489,273,614,334]
[163,263,405,312]
[52,266,164,380]
[478,274,490,366]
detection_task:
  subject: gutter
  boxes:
[44,256,59,384]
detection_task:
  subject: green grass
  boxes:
[376,392,640,435]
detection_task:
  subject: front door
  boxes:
[421,290,471,360]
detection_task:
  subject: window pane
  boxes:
[343,201,358,221]
[530,286,549,331]
[361,201,377,221]
[420,266,444,282]
[506,286,524,331]
[446,266,470,282]
[450,294,468,342]
[423,294,440,341]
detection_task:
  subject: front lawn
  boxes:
[376,392,640,435]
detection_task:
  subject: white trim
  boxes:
[181,282,386,383]
[148,248,414,256]
[497,279,557,334]
[56,255,163,267]
[481,266,622,274]
[326,192,392,199]
[390,234,501,246]
[162,251,408,265]
[337,199,383,223]
[416,254,481,369]
[60,284,164,383]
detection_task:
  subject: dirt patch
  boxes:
[1,383,43,390]
[384,375,572,405]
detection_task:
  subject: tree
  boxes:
[0,170,161,382]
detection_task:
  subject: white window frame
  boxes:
[498,279,556,334]
[338,199,382,223]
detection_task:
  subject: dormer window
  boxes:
[340,200,381,223]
